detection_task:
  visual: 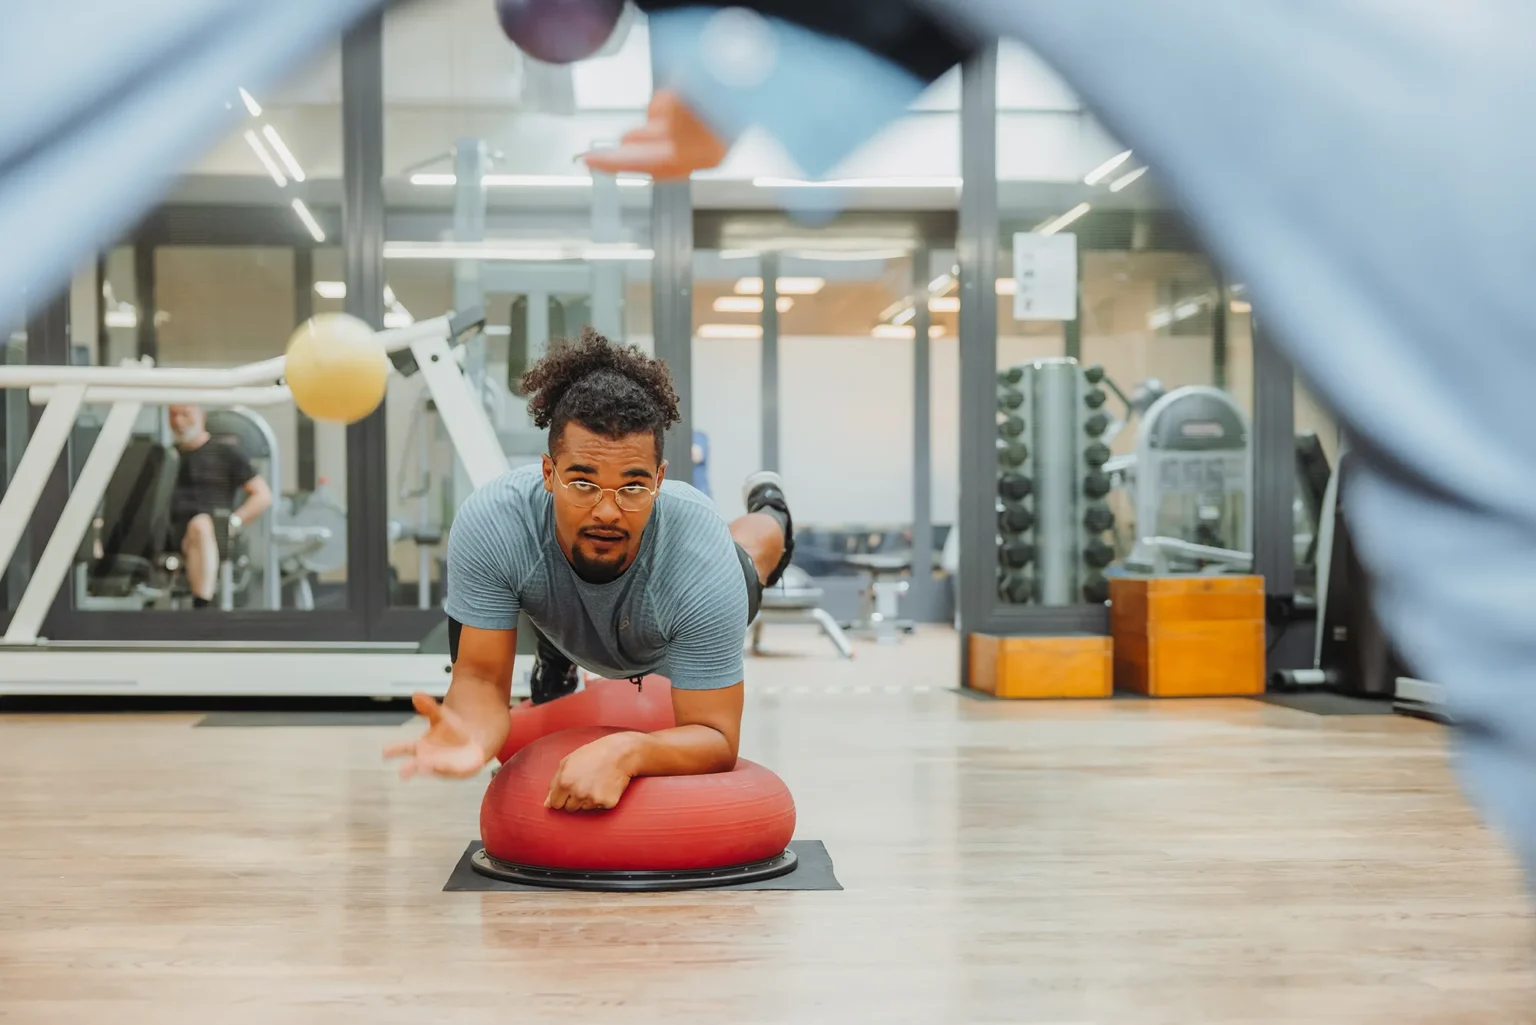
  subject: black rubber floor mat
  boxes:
[1254,692,1396,715]
[444,839,842,892]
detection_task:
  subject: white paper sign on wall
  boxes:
[1012,232,1078,321]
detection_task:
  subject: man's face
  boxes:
[542,423,665,584]
[167,404,206,445]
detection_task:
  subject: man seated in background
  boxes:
[166,403,271,608]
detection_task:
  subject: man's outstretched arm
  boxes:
[385,624,516,779]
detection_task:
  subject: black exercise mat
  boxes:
[1254,692,1395,716]
[195,710,415,727]
[444,839,842,892]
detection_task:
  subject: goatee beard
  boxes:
[572,550,626,584]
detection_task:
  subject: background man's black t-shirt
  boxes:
[171,441,256,523]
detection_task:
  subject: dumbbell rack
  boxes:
[994,358,1118,606]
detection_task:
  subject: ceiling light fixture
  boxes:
[243,130,288,187]
[238,88,262,117]
[314,281,347,300]
[1038,202,1092,236]
[1083,149,1132,185]
[698,323,764,339]
[409,172,649,188]
[929,296,960,313]
[382,242,654,262]
[262,125,306,183]
[1109,166,1149,192]
[291,199,326,242]
[753,176,963,189]
[733,276,825,295]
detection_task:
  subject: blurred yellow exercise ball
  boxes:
[284,313,389,424]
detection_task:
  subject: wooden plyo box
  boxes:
[1109,575,1265,696]
[966,633,1113,699]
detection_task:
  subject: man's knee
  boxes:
[182,514,215,549]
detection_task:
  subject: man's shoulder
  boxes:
[454,464,546,537]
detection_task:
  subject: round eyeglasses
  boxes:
[553,468,662,512]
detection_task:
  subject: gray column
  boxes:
[452,138,488,385]
[759,252,780,472]
[133,242,156,361]
[956,44,999,635]
[1250,314,1295,596]
[651,181,694,474]
[293,248,317,493]
[342,10,387,618]
[1211,270,1228,389]
[590,173,624,340]
[909,250,932,612]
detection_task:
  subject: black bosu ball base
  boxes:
[470,847,799,892]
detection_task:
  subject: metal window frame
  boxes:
[956,43,1292,641]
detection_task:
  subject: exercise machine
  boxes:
[1119,385,1254,576]
[0,310,507,697]
[1269,446,1440,718]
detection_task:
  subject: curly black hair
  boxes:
[520,328,681,461]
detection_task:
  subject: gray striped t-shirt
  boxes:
[443,464,749,690]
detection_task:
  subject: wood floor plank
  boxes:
[1,626,1532,1023]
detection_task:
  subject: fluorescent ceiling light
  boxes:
[383,242,654,262]
[262,125,305,183]
[1109,166,1149,192]
[928,273,956,295]
[753,176,962,189]
[104,307,138,329]
[712,296,792,313]
[1083,149,1132,185]
[483,324,512,336]
[314,281,347,299]
[996,278,1018,296]
[1173,300,1204,320]
[382,284,397,306]
[409,172,648,188]
[238,88,262,117]
[878,298,912,321]
[929,296,961,313]
[1230,299,1253,314]
[892,306,916,326]
[733,276,824,295]
[698,324,763,339]
[1038,202,1092,236]
[872,324,947,340]
[244,130,287,187]
[291,199,326,242]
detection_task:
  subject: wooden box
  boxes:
[1109,575,1265,696]
[966,633,1113,699]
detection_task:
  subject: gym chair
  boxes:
[75,434,183,610]
[749,565,854,659]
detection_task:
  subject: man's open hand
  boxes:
[545,732,639,812]
[383,692,489,780]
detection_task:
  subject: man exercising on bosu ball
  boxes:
[384,330,793,812]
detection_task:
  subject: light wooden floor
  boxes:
[2,626,1534,1024]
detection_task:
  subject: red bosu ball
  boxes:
[496,675,676,764]
[479,726,797,879]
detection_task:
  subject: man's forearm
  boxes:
[233,491,271,524]
[616,725,736,779]
[443,672,512,761]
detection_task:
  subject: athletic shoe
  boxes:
[742,470,795,587]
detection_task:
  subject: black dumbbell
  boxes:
[1083,504,1115,533]
[1082,573,1110,604]
[1084,388,1106,409]
[1083,441,1111,467]
[998,502,1034,534]
[997,570,1035,604]
[1001,539,1035,568]
[1084,412,1110,437]
[998,367,1024,386]
[1083,364,1105,384]
[998,415,1026,439]
[998,472,1033,501]
[997,439,1029,468]
[1083,539,1114,568]
[1082,471,1111,499]
[997,386,1024,410]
